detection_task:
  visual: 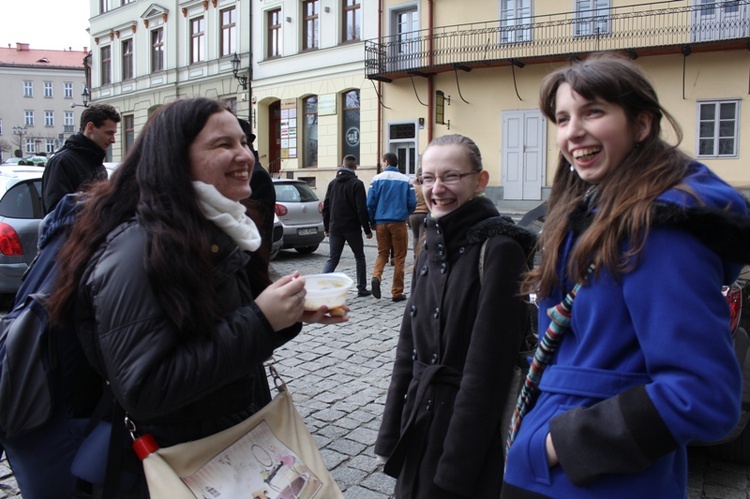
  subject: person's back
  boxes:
[42,103,120,214]
[367,153,416,302]
[323,155,372,296]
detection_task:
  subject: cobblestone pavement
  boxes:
[1,239,750,497]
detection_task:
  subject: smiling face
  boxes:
[555,83,650,185]
[421,143,489,218]
[188,110,254,201]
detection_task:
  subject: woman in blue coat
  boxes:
[503,54,750,497]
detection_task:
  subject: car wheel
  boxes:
[295,245,319,254]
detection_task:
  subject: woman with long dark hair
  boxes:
[502,54,750,497]
[47,98,345,497]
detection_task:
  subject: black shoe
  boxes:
[371,277,381,299]
[392,294,406,302]
[358,290,372,297]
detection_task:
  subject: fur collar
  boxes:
[568,200,750,264]
[466,216,537,261]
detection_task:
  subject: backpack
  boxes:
[478,237,537,445]
[0,194,105,499]
[0,194,80,438]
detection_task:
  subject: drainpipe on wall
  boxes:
[377,0,383,172]
[427,0,434,144]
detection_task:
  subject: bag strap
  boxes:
[504,264,594,466]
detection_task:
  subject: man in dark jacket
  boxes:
[42,103,121,214]
[322,155,373,297]
[238,119,276,260]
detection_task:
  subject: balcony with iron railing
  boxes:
[365,0,750,81]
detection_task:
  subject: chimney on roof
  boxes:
[16,43,30,51]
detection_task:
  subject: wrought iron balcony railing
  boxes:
[365,0,750,81]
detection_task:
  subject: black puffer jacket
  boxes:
[42,132,107,214]
[322,168,371,235]
[75,220,301,493]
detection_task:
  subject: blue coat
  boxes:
[503,163,749,498]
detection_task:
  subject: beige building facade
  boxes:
[0,44,88,162]
[367,0,750,201]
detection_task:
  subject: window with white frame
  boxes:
[220,7,237,57]
[151,28,164,72]
[24,81,32,97]
[392,5,419,62]
[100,0,112,13]
[101,45,112,85]
[575,0,610,36]
[25,139,34,154]
[500,0,532,43]
[24,111,34,126]
[64,82,73,98]
[44,81,53,98]
[45,111,54,127]
[190,16,205,64]
[697,100,739,157]
[46,139,55,154]
[64,111,75,133]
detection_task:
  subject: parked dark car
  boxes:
[0,166,45,297]
[272,179,325,254]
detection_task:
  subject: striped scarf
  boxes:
[505,265,594,468]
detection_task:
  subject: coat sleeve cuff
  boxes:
[550,384,678,486]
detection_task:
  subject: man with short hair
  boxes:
[322,155,373,297]
[367,152,416,302]
[42,103,121,214]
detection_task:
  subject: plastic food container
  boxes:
[303,273,354,311]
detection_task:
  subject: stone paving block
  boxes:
[360,471,398,496]
[327,437,368,456]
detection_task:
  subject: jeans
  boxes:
[323,231,368,292]
[373,222,408,297]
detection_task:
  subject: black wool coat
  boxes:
[375,197,536,498]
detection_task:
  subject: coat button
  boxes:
[459,246,465,254]
[433,308,440,319]
[431,353,438,364]
[412,349,417,360]
[210,244,220,253]
[420,266,428,276]
[437,243,445,256]
[426,399,432,411]
[410,305,417,317]
[440,262,448,274]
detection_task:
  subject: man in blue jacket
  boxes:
[367,153,416,302]
[322,155,373,297]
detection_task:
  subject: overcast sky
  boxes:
[2,0,91,52]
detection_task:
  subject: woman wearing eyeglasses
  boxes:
[374,134,536,498]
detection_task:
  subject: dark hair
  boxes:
[342,154,357,169]
[50,98,267,336]
[421,134,483,171]
[80,103,121,130]
[382,152,398,167]
[524,53,691,298]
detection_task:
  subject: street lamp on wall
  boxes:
[12,126,27,157]
[71,86,90,108]
[231,53,248,91]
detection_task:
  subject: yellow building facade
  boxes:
[368,0,750,202]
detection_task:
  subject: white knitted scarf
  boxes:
[193,181,261,252]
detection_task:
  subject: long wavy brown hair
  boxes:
[523,53,692,299]
[48,98,269,336]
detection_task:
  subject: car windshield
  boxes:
[275,183,319,203]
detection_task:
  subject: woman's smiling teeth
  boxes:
[572,147,601,161]
[229,171,249,180]
[433,198,454,206]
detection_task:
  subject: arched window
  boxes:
[303,96,318,167]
